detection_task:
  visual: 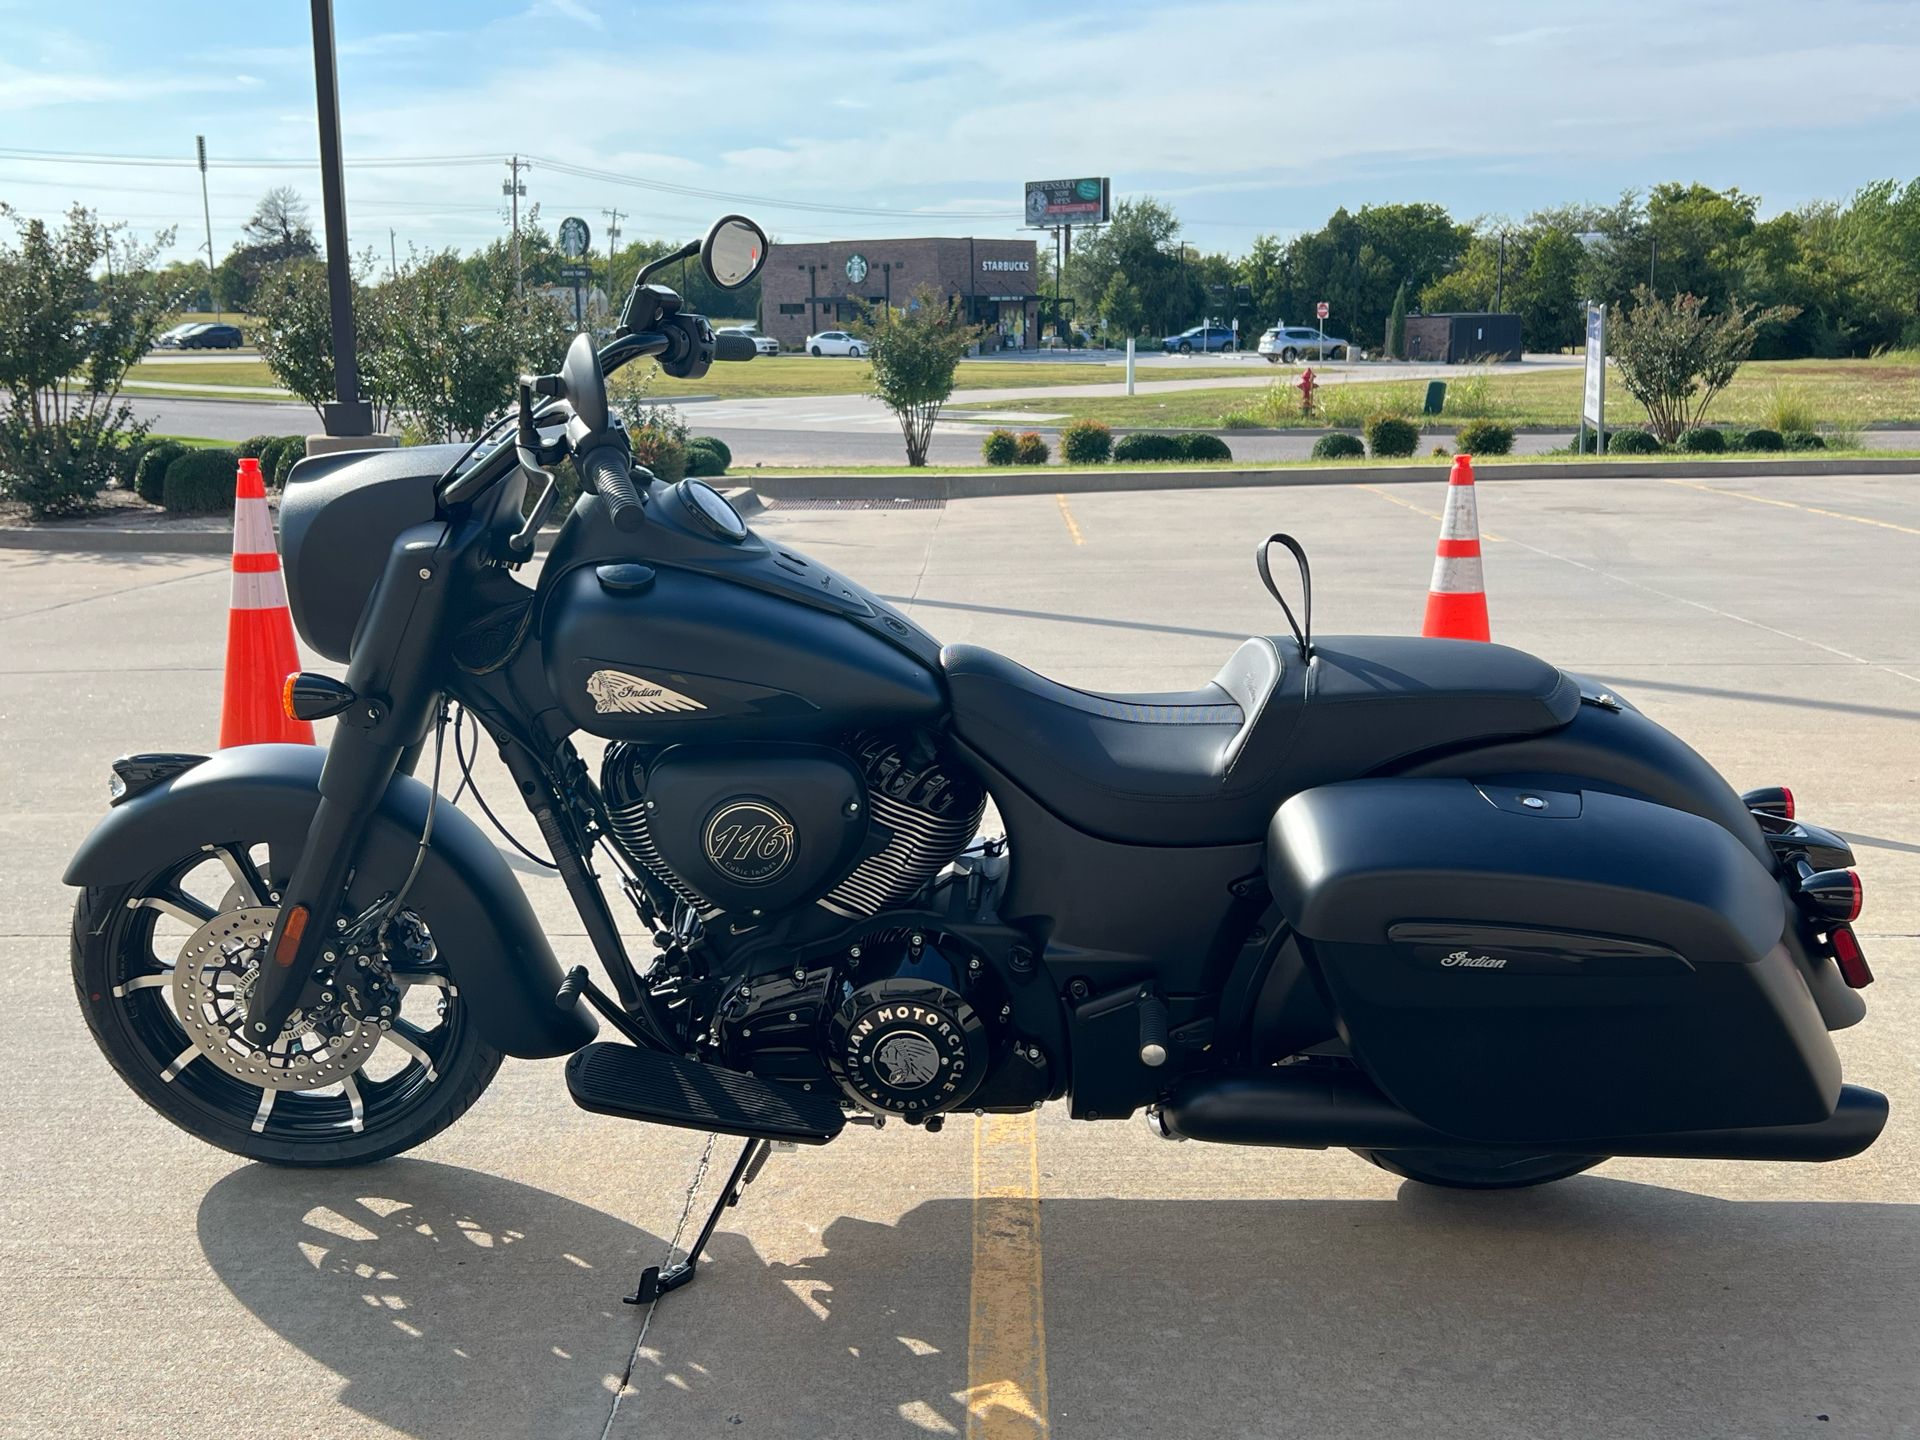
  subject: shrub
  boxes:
[691,434,731,469]
[685,435,730,477]
[1606,429,1662,455]
[1679,427,1726,453]
[161,447,241,512]
[1112,432,1184,462]
[1432,445,1451,457]
[1365,414,1420,459]
[1060,419,1112,464]
[1177,433,1232,462]
[1742,428,1785,452]
[1311,432,1365,460]
[628,429,687,483]
[1454,419,1515,456]
[237,434,279,459]
[982,428,1017,465]
[1013,431,1050,465]
[1760,383,1817,436]
[272,438,307,487]
[1784,430,1826,451]
[134,440,189,503]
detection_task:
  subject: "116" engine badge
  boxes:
[702,800,797,884]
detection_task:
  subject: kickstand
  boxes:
[626,1137,773,1307]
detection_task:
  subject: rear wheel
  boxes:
[1353,1147,1604,1190]
[72,839,502,1167]
[810,345,822,356]
[1281,346,1298,363]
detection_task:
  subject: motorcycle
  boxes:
[67,214,1884,1306]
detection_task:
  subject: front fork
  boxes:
[247,521,459,1042]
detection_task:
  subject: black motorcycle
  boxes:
[68,214,1883,1304]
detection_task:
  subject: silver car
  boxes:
[1258,324,1349,363]
[719,325,780,357]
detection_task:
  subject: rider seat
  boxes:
[942,635,1581,846]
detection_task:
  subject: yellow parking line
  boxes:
[1359,484,1507,542]
[1055,494,1085,545]
[961,1112,1049,1438]
[1659,478,1920,535]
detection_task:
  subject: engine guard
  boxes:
[63,743,597,1060]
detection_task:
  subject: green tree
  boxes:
[1386,280,1407,358]
[0,204,175,516]
[1069,197,1188,338]
[215,187,318,311]
[1610,286,1796,442]
[850,285,981,466]
[251,256,395,427]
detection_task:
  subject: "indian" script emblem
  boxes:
[585,669,707,716]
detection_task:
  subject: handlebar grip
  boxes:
[582,449,645,532]
[714,333,759,363]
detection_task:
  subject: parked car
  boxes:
[1258,325,1348,363]
[719,325,780,357]
[1161,324,1235,354]
[178,322,244,350]
[806,330,867,357]
[152,322,210,350]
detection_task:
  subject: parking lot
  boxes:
[2,470,1916,1438]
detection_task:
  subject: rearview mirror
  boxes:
[700,215,768,290]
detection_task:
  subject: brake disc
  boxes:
[168,907,381,1090]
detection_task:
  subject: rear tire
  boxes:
[810,346,822,356]
[72,848,503,1168]
[1353,1147,1604,1190]
[1281,347,1298,363]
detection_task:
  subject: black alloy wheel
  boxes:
[1352,1147,1605,1190]
[72,839,501,1167]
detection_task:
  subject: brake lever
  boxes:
[505,442,556,561]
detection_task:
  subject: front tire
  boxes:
[1178,341,1193,354]
[1353,1147,1604,1190]
[72,843,502,1167]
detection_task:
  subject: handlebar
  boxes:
[581,447,645,532]
[713,332,758,363]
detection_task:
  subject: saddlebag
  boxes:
[1265,778,1841,1143]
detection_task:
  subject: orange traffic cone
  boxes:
[1420,453,1491,641]
[219,457,314,747]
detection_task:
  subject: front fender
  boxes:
[65,744,596,1059]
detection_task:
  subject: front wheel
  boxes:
[72,839,502,1167]
[1177,341,1192,354]
[1353,1147,1604,1190]
[850,345,865,358]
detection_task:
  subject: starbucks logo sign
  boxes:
[845,253,869,283]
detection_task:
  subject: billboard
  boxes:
[1025,177,1110,227]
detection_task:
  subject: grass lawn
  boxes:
[945,357,1920,433]
[128,359,284,389]
[621,356,1276,401]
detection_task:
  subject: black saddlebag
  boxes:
[1265,778,1841,1143]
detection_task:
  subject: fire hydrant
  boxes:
[1296,366,1317,416]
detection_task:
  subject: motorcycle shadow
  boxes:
[197,1158,678,1440]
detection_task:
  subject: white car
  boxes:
[1258,325,1350,363]
[806,330,867,358]
[719,325,780,357]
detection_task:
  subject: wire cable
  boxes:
[451,705,558,870]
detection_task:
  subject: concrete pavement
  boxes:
[2,470,1916,1437]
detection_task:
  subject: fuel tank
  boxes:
[539,483,948,743]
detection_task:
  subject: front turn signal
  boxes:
[284,672,356,722]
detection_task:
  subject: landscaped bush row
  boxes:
[981,424,1232,466]
[1578,427,1827,455]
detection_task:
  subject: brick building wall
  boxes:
[760,237,1039,352]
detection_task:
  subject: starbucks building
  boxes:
[760,237,1039,352]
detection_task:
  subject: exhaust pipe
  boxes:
[1163,1068,1887,1163]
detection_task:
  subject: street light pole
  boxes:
[602,205,626,306]
[195,136,220,322]
[309,0,371,437]
[502,156,527,298]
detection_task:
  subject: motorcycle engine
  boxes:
[716,926,998,1121]
[602,731,985,922]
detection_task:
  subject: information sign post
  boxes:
[1581,301,1606,454]
[1316,300,1330,360]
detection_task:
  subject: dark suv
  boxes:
[179,323,244,350]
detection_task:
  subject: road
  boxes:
[2,469,1916,1437]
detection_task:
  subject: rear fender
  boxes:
[64,744,596,1059]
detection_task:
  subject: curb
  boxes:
[4,460,1911,553]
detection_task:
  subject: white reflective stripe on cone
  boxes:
[1438,487,1479,540]
[232,496,276,555]
[231,569,290,611]
[1429,555,1485,594]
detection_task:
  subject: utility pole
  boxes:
[601,205,626,304]
[389,227,397,278]
[309,0,371,437]
[1495,233,1506,313]
[503,155,527,297]
[195,136,220,320]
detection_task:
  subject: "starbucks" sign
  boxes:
[845,253,869,283]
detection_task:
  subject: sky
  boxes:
[5,0,1920,266]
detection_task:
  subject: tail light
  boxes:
[1743,785,1794,820]
[1796,867,1863,923]
[1830,925,1874,989]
